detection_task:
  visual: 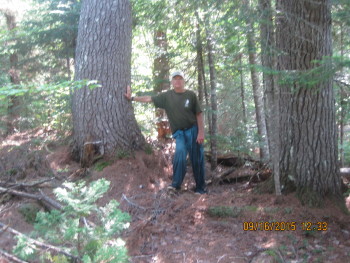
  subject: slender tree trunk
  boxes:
[202,67,212,139]
[153,30,170,139]
[153,30,170,94]
[66,57,71,80]
[196,23,204,104]
[258,0,281,195]
[245,2,269,162]
[206,27,218,170]
[339,24,345,167]
[339,86,346,167]
[238,53,247,124]
[72,0,144,162]
[67,55,73,111]
[195,12,212,137]
[276,0,341,206]
[3,10,21,135]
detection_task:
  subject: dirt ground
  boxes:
[1,129,350,263]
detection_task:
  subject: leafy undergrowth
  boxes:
[1,129,350,263]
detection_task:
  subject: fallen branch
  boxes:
[0,186,98,230]
[0,248,28,263]
[216,167,237,179]
[206,167,236,185]
[0,222,80,262]
[2,178,54,189]
[38,189,63,210]
[0,186,62,210]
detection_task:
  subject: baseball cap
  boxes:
[171,71,185,79]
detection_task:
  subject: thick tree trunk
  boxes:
[246,21,269,162]
[276,0,341,206]
[72,0,145,162]
[258,0,281,195]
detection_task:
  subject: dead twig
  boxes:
[0,248,28,263]
[276,248,286,263]
[217,254,226,263]
[0,203,14,215]
[0,222,80,262]
[121,194,147,211]
[4,178,55,189]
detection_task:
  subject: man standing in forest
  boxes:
[125,71,207,194]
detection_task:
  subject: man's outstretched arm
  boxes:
[124,85,152,103]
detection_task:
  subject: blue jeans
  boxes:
[171,125,206,192]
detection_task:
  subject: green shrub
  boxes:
[116,149,131,159]
[144,143,153,155]
[207,206,242,218]
[13,179,130,263]
[243,205,258,212]
[94,160,112,171]
[18,203,41,224]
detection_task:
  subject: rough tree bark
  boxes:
[72,0,145,163]
[276,0,342,206]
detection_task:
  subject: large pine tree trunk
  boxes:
[276,0,341,206]
[72,0,145,162]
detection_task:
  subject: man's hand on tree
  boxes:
[124,85,132,101]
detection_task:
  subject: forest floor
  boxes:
[0,128,350,263]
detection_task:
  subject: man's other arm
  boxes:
[196,112,204,144]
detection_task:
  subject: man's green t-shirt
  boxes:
[152,90,202,133]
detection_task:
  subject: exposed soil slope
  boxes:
[0,130,349,263]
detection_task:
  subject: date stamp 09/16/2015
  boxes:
[243,221,328,231]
